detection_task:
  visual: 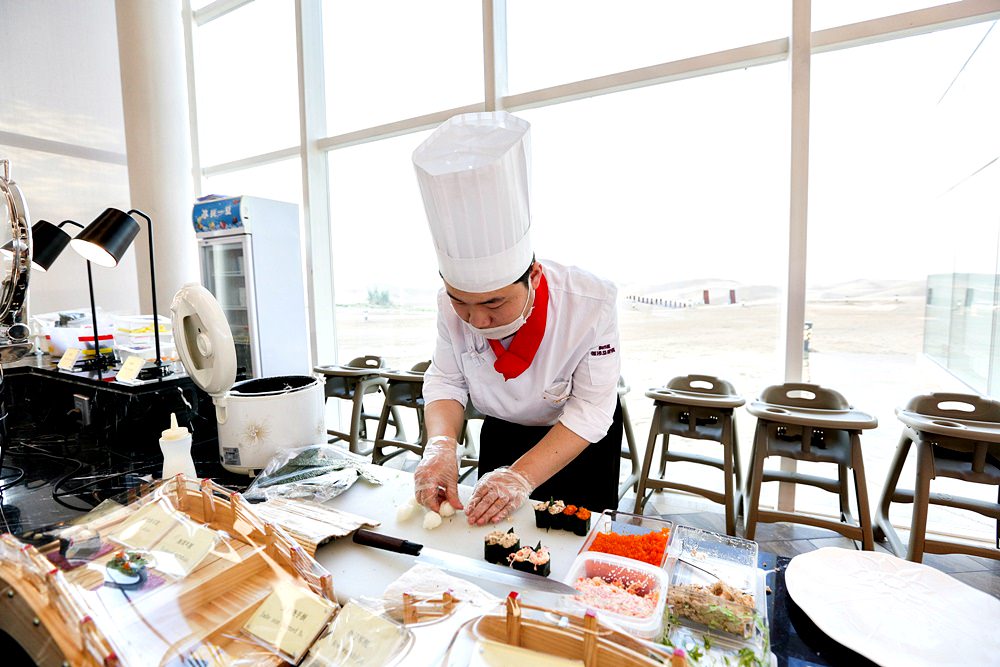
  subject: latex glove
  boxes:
[465,467,534,526]
[413,435,464,513]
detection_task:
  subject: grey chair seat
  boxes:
[875,392,1000,563]
[743,382,876,550]
[634,375,744,536]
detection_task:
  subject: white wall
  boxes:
[0,0,140,317]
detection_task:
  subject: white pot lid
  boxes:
[169,283,236,397]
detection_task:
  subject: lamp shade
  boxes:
[33,220,72,271]
[70,208,140,267]
[1,220,74,272]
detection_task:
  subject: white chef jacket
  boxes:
[423,259,620,443]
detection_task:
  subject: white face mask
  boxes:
[464,283,534,340]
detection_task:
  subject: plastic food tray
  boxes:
[664,526,768,654]
[578,509,673,569]
[563,551,669,640]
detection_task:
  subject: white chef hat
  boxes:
[413,111,532,293]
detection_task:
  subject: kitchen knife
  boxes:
[352,528,577,596]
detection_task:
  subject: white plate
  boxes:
[785,548,1000,667]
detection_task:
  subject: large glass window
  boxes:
[322,1,483,135]
[520,62,787,507]
[805,23,1000,541]
[0,0,125,153]
[0,145,137,315]
[193,0,299,166]
[202,158,303,207]
[506,1,788,94]
[327,131,440,369]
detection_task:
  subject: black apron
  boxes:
[477,399,623,513]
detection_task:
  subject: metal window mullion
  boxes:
[503,38,789,111]
[295,0,336,368]
[193,0,256,26]
[182,0,204,198]
[812,0,1000,55]
[777,0,813,513]
[201,146,301,178]
[0,131,126,165]
[483,0,508,112]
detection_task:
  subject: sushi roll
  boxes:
[508,542,551,577]
[484,527,520,565]
[508,545,533,571]
[533,500,551,529]
[573,507,592,536]
[562,504,578,532]
[528,542,551,577]
[547,499,566,530]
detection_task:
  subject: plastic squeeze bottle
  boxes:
[160,413,197,480]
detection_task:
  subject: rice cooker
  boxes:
[170,283,325,476]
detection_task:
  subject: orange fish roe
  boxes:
[563,504,578,516]
[589,528,670,566]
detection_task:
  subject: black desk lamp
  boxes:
[2,220,117,374]
[70,208,171,379]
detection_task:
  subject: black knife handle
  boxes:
[353,529,423,556]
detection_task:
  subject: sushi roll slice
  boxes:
[547,499,566,530]
[508,545,534,571]
[562,504,578,532]
[573,507,591,536]
[533,500,551,529]
[508,541,551,577]
[527,542,551,577]
[484,527,520,565]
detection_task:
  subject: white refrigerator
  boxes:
[192,195,310,378]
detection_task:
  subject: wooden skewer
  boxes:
[506,592,522,647]
[582,610,598,667]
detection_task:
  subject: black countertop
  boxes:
[0,355,241,540]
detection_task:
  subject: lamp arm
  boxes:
[126,209,162,371]
[59,220,102,376]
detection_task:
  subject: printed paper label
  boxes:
[306,601,406,666]
[110,501,176,551]
[153,520,217,577]
[244,583,336,662]
[58,347,81,370]
[115,355,145,383]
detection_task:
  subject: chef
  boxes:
[411,111,623,526]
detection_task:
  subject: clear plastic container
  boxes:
[563,551,668,640]
[578,509,673,568]
[665,525,766,646]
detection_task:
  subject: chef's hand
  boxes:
[465,467,534,526]
[413,435,464,513]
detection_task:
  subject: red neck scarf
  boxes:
[487,273,549,381]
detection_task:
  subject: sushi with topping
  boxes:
[547,499,566,530]
[484,527,520,565]
[508,541,551,577]
[573,507,592,536]
[562,504,578,532]
[533,500,551,529]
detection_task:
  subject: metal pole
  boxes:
[127,209,167,378]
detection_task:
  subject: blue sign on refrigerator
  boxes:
[192,195,245,234]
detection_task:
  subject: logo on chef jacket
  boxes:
[590,343,616,357]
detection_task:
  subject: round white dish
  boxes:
[784,547,1000,667]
